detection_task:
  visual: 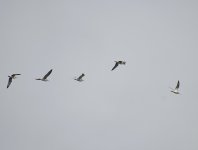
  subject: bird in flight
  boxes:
[111,61,126,71]
[36,69,53,81]
[74,73,85,82]
[7,74,21,88]
[170,80,180,94]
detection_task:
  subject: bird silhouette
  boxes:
[36,69,53,81]
[7,74,21,88]
[111,61,126,71]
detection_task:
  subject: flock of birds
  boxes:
[6,60,180,94]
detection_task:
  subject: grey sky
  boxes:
[0,0,198,150]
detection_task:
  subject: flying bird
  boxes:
[170,80,180,94]
[36,69,53,81]
[7,74,21,88]
[74,73,85,82]
[111,61,126,71]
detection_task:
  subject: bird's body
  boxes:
[171,90,179,94]
[36,69,52,81]
[74,73,85,82]
[111,61,126,71]
[36,78,49,81]
[170,80,180,94]
[7,74,21,88]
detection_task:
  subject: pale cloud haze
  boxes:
[0,0,198,150]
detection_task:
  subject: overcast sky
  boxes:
[0,0,198,150]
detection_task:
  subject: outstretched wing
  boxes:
[43,69,52,79]
[111,62,118,71]
[78,73,85,80]
[7,77,12,88]
[11,74,21,78]
[175,80,180,89]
